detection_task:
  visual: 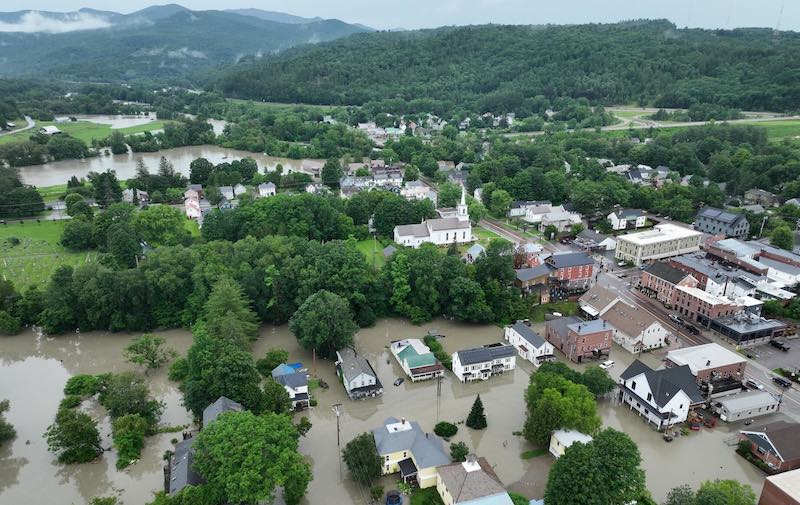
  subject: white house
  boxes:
[257,182,276,198]
[390,339,445,382]
[602,300,670,353]
[523,202,556,224]
[218,185,235,201]
[503,321,555,366]
[549,429,593,459]
[510,200,550,218]
[539,208,582,233]
[335,347,383,400]
[617,360,703,430]
[233,183,247,197]
[271,364,309,410]
[608,208,647,231]
[578,285,621,318]
[451,343,516,382]
[394,187,472,248]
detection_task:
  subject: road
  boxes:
[0,116,35,137]
[478,217,569,254]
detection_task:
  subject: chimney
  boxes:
[706,360,711,366]
[401,417,406,425]
[466,454,477,464]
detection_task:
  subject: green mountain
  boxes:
[217,20,800,113]
[0,5,369,84]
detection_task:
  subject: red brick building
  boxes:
[545,252,595,289]
[740,421,800,473]
[759,469,800,505]
[674,285,740,326]
[639,261,698,305]
[545,316,613,363]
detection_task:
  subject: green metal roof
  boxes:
[397,345,436,369]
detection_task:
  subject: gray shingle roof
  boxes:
[372,417,450,469]
[436,457,510,504]
[337,347,378,384]
[456,344,515,365]
[202,396,243,427]
[741,421,800,463]
[547,252,594,268]
[509,321,546,348]
[395,223,430,238]
[275,371,308,389]
[428,217,470,231]
[515,264,553,282]
[620,360,703,407]
[169,437,202,494]
[644,262,691,285]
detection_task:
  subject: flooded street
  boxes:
[18,146,322,188]
[0,319,766,504]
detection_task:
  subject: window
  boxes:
[631,380,637,390]
[647,393,652,402]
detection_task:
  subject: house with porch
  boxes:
[617,360,704,430]
[372,417,450,488]
[271,364,310,410]
[390,339,445,382]
[451,343,516,382]
[335,347,383,400]
[503,321,555,367]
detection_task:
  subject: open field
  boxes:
[227,98,343,113]
[0,220,97,288]
[738,119,800,140]
[355,237,387,269]
[0,119,169,146]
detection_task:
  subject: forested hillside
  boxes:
[218,20,800,114]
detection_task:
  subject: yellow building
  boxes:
[372,417,450,488]
[436,455,514,505]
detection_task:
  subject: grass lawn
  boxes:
[738,119,800,141]
[410,487,444,505]
[355,238,387,269]
[227,98,342,113]
[0,119,169,146]
[529,300,579,322]
[0,220,98,288]
[183,218,200,237]
[612,110,649,120]
[36,184,70,200]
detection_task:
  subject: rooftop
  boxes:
[601,300,660,338]
[620,360,704,406]
[612,208,645,219]
[567,318,611,335]
[675,285,736,306]
[395,223,430,238]
[436,456,512,505]
[508,321,547,348]
[712,313,787,334]
[711,238,760,258]
[169,437,202,494]
[764,468,800,500]
[428,217,471,231]
[741,421,800,463]
[666,343,746,374]
[759,257,800,276]
[336,347,379,384]
[617,223,701,246]
[696,207,745,224]
[716,390,778,412]
[456,343,516,366]
[644,262,692,285]
[372,417,450,469]
[552,429,593,448]
[579,285,620,316]
[515,264,553,282]
[201,396,243,427]
[547,251,594,268]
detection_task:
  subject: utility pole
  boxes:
[332,403,343,447]
[436,375,442,422]
[758,215,768,238]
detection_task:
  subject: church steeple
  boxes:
[457,185,468,221]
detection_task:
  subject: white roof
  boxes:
[552,429,593,447]
[675,285,736,306]
[718,390,779,411]
[765,469,800,500]
[618,223,701,246]
[666,343,746,374]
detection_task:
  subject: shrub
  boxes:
[434,421,458,438]
[310,398,318,407]
[0,311,21,335]
[59,395,83,410]
[450,441,469,462]
[64,374,100,396]
[168,357,188,382]
[112,414,149,469]
[423,335,452,369]
[370,485,384,502]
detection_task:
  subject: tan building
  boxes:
[615,223,702,266]
[759,468,800,505]
[435,456,513,505]
[578,285,621,318]
[602,300,670,353]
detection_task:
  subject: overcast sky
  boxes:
[10,0,800,31]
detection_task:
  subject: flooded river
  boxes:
[0,319,766,504]
[17,146,323,188]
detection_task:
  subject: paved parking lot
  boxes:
[750,339,800,374]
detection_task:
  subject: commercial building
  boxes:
[451,343,516,382]
[503,321,555,367]
[545,317,613,363]
[603,300,670,354]
[639,262,699,305]
[709,313,788,345]
[545,251,595,289]
[758,469,800,505]
[712,391,780,422]
[694,207,750,238]
[372,417,450,488]
[673,285,740,326]
[615,223,703,266]
[665,343,748,386]
[578,285,621,318]
[617,360,704,430]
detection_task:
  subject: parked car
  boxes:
[683,324,700,335]
[769,340,790,352]
[773,376,792,388]
[617,260,626,267]
[745,379,764,390]
[393,377,404,387]
[669,314,684,325]
[599,360,615,370]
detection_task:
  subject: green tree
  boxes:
[523,372,601,445]
[289,290,358,358]
[694,480,756,505]
[438,182,462,208]
[664,485,694,505]
[98,372,163,428]
[544,429,645,505]
[342,432,382,485]
[450,441,469,462]
[106,223,140,268]
[403,164,419,181]
[132,204,191,246]
[466,395,487,429]
[262,379,292,415]
[0,399,16,445]
[193,411,311,505]
[112,413,149,469]
[770,225,795,251]
[60,218,94,250]
[489,189,512,217]
[123,334,177,372]
[322,158,344,187]
[579,366,616,397]
[202,277,260,347]
[256,348,290,377]
[44,408,103,464]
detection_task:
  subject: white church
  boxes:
[393,186,472,248]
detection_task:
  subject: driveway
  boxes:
[0,116,35,137]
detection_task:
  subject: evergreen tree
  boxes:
[466,395,487,429]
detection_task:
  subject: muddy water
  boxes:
[0,319,766,505]
[18,146,323,188]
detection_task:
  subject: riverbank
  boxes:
[0,318,767,505]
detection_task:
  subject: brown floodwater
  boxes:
[17,146,323,188]
[0,319,767,505]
